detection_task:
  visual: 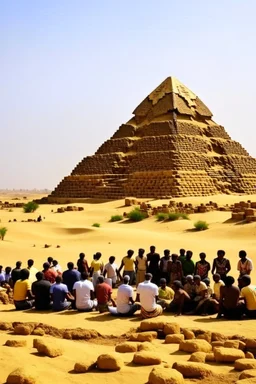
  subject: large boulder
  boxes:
[97,354,123,371]
[5,340,27,348]
[214,347,245,363]
[163,323,180,335]
[189,352,206,363]
[165,334,184,344]
[74,360,96,373]
[115,342,138,353]
[140,320,165,331]
[6,368,37,384]
[240,370,256,380]
[235,359,256,371]
[129,332,157,342]
[34,339,63,358]
[148,367,184,384]
[173,362,212,378]
[179,340,212,353]
[133,351,161,366]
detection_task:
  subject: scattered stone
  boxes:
[115,342,138,353]
[97,353,123,371]
[6,368,37,384]
[246,339,256,349]
[137,342,155,351]
[235,359,256,371]
[224,340,240,349]
[133,351,161,366]
[163,323,180,335]
[165,334,184,344]
[74,360,96,373]
[239,370,256,380]
[212,332,227,342]
[182,329,195,340]
[5,340,27,348]
[148,367,184,384]
[205,353,215,362]
[236,378,256,384]
[246,352,255,359]
[212,341,225,348]
[34,339,63,358]
[0,322,13,330]
[129,332,157,342]
[140,320,165,331]
[14,325,32,336]
[32,328,45,336]
[179,339,212,353]
[214,347,245,363]
[197,331,212,343]
[189,352,206,363]
[173,361,212,378]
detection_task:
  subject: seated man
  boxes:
[183,275,195,298]
[136,273,163,319]
[43,262,57,284]
[213,273,225,301]
[62,262,81,293]
[168,280,193,316]
[109,275,140,316]
[50,276,73,311]
[73,272,97,312]
[240,274,256,318]
[32,272,51,310]
[95,275,115,313]
[158,278,174,308]
[13,269,34,310]
[218,276,244,319]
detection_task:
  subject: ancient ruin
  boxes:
[49,77,256,201]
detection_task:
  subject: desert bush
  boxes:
[110,215,123,222]
[8,209,13,212]
[0,227,8,240]
[127,208,147,222]
[156,213,168,221]
[167,212,181,221]
[179,213,190,220]
[23,201,39,213]
[194,220,209,231]
[92,223,101,228]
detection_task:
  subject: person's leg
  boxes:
[126,303,140,316]
[14,300,34,310]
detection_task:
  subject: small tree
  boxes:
[0,227,8,240]
[23,201,39,213]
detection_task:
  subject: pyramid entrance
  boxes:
[49,77,256,201]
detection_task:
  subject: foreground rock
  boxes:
[140,320,165,331]
[173,361,212,378]
[189,352,206,363]
[74,360,96,373]
[148,367,184,384]
[7,368,37,384]
[129,332,157,342]
[179,339,212,353]
[5,339,27,348]
[240,370,256,380]
[115,342,138,353]
[34,339,63,358]
[214,347,245,363]
[236,378,256,384]
[163,323,180,335]
[97,354,123,371]
[235,359,256,371]
[133,351,161,365]
[165,334,184,344]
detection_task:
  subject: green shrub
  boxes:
[179,213,190,220]
[156,213,168,221]
[194,220,209,231]
[167,212,181,221]
[8,209,13,212]
[127,208,147,222]
[0,227,8,240]
[92,223,101,228]
[110,215,123,222]
[23,201,39,213]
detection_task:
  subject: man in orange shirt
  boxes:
[43,262,57,284]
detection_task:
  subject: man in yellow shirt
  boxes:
[213,273,225,301]
[13,269,34,310]
[158,278,174,308]
[240,275,256,318]
[118,250,135,285]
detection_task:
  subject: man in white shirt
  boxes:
[136,273,163,318]
[27,259,38,283]
[73,272,97,311]
[109,275,140,316]
[237,250,253,277]
[103,256,118,288]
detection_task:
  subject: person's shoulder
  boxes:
[201,282,207,288]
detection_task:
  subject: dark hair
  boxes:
[53,260,58,266]
[239,250,247,258]
[145,273,152,281]
[225,276,235,286]
[173,280,183,289]
[109,256,115,263]
[199,252,206,258]
[98,275,104,284]
[55,275,62,284]
[217,250,225,257]
[186,250,193,258]
[164,249,170,256]
[5,266,11,274]
[20,268,30,280]
[203,278,210,286]
[79,253,85,259]
[138,248,145,256]
[194,275,201,281]
[0,265,2,271]
[36,271,44,280]
[160,278,166,284]
[241,274,251,286]
[172,253,178,259]
[16,261,22,268]
[43,262,50,270]
[150,245,156,252]
[127,249,134,257]
[180,249,186,255]
[47,257,53,263]
[94,252,102,260]
[81,272,89,280]
[27,259,34,267]
[67,262,74,270]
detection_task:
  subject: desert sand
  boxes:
[0,192,256,384]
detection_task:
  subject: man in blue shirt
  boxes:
[62,262,81,292]
[50,276,73,311]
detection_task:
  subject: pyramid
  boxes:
[49,77,256,201]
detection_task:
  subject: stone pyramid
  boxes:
[49,77,256,201]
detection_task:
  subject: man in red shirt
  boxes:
[95,276,115,313]
[43,262,57,284]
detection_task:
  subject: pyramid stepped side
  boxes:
[49,77,256,201]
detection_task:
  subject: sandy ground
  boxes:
[0,192,256,383]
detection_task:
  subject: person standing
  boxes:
[211,250,231,282]
[11,261,22,287]
[159,249,170,282]
[167,254,183,284]
[118,249,135,285]
[90,252,104,289]
[77,253,89,274]
[147,246,160,285]
[135,248,147,286]
[136,273,163,319]
[73,272,97,312]
[181,251,195,277]
[237,250,253,277]
[195,253,211,280]
[103,256,118,288]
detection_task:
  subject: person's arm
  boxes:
[207,262,211,273]
[135,259,138,271]
[176,293,185,316]
[217,286,224,317]
[73,289,76,300]
[66,291,74,300]
[27,289,34,299]
[90,290,95,300]
[195,262,199,275]
[103,268,107,278]
[90,267,94,277]
[118,260,124,275]
[226,260,231,274]
[247,260,253,275]
[178,261,183,277]
[136,293,140,302]
[211,259,216,275]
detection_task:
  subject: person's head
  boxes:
[53,260,58,267]
[27,259,34,268]
[172,253,178,262]
[164,249,170,258]
[199,252,206,261]
[47,257,53,264]
[127,249,134,258]
[186,250,193,260]
[81,272,89,281]
[20,268,30,281]
[225,276,235,287]
[109,256,115,264]
[180,249,186,257]
[203,278,210,287]
[36,271,44,281]
[186,275,194,284]
[194,275,201,286]
[145,273,152,281]
[16,261,22,269]
[5,266,11,274]
[123,275,130,284]
[67,262,74,270]
[160,278,167,289]
[213,273,221,283]
[173,280,183,291]
[240,274,251,288]
[55,275,62,284]
[150,246,155,253]
[98,275,104,284]
[94,252,102,260]
[138,248,145,257]
[217,250,225,260]
[79,252,85,260]
[239,250,247,260]
[43,262,50,271]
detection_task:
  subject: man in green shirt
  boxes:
[181,250,195,276]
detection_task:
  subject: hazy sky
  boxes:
[1,1,256,190]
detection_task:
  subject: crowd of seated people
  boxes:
[0,247,255,320]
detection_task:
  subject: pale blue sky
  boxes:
[1,1,256,189]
